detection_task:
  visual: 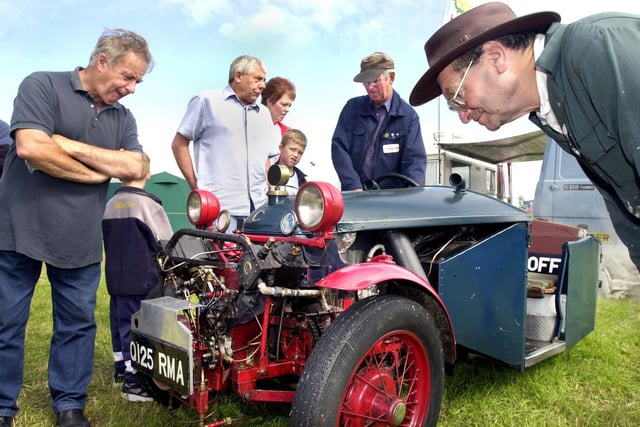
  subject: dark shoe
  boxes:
[56,409,90,427]
[113,371,125,387]
[122,374,154,402]
[0,416,13,427]
[113,361,125,387]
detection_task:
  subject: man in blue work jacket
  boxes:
[332,52,426,191]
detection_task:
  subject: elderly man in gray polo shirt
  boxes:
[0,29,153,427]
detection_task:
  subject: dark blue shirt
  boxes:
[103,187,173,296]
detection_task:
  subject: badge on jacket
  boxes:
[383,143,400,154]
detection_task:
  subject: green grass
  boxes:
[438,296,640,427]
[16,271,640,426]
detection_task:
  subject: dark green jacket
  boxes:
[530,12,640,267]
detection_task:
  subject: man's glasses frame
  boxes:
[447,59,474,112]
[363,73,389,88]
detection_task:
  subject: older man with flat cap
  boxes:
[332,51,426,191]
[410,1,640,273]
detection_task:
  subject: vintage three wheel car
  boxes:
[130,168,600,427]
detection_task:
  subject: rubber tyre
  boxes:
[290,295,444,426]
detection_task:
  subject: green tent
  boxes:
[107,171,192,232]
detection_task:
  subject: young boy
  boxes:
[102,153,173,402]
[266,128,308,191]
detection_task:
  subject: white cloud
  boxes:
[160,0,232,27]
[158,0,433,51]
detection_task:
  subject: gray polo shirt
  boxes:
[0,68,142,268]
[0,120,11,145]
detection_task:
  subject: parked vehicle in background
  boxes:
[534,139,640,298]
[427,150,497,196]
[130,166,601,426]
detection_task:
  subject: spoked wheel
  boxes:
[290,295,444,427]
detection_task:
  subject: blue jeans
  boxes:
[109,295,142,371]
[0,251,100,416]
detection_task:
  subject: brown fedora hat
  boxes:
[409,2,560,106]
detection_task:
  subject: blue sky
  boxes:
[1,0,638,193]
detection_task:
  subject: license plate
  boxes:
[130,332,193,396]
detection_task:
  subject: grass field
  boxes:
[13,272,640,426]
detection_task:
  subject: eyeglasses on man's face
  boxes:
[447,59,474,112]
[363,74,387,88]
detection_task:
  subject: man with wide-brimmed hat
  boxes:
[410,1,640,272]
[332,51,426,191]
